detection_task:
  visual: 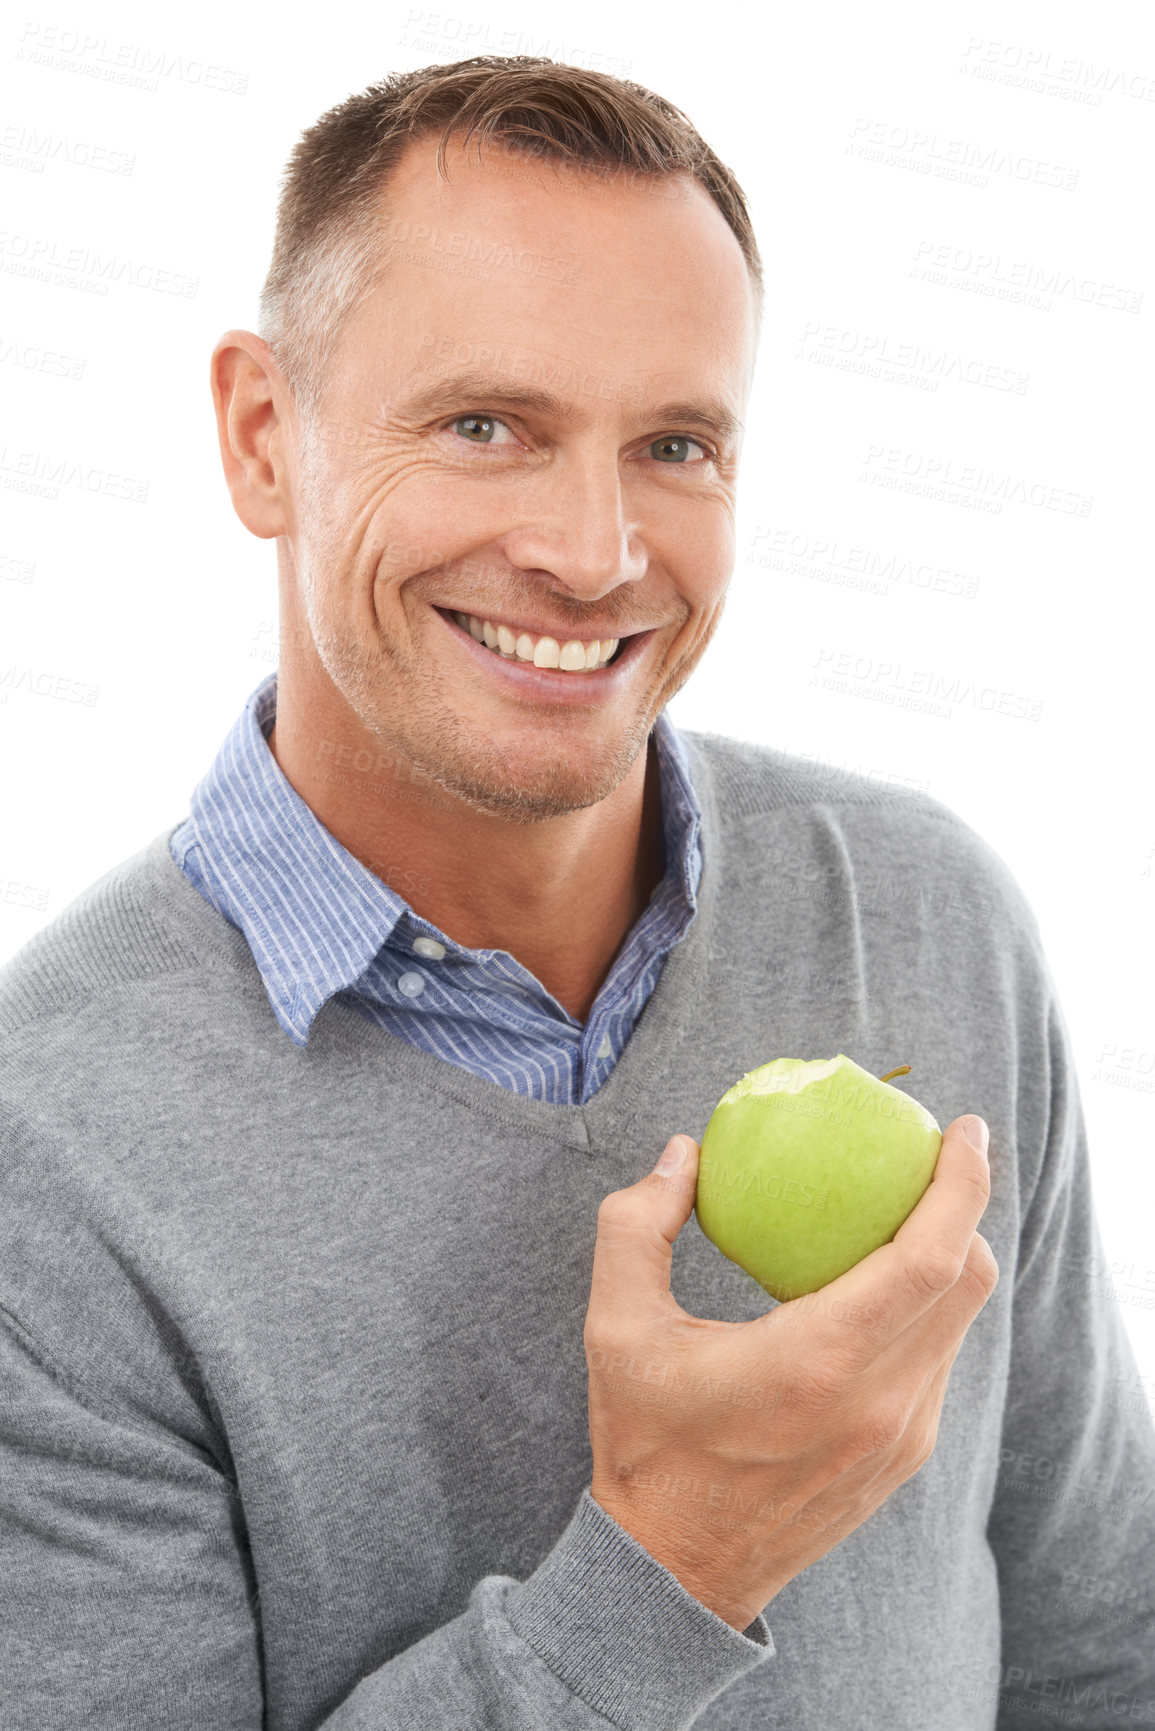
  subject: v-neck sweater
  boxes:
[2,727,1154,1730]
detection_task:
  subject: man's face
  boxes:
[278,134,756,822]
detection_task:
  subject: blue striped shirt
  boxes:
[169,672,702,1104]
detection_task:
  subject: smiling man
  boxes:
[3,56,1154,1731]
[225,108,751,1040]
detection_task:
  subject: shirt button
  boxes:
[597,1034,613,1060]
[413,937,446,961]
[396,971,426,998]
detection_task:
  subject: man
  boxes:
[2,56,1152,1731]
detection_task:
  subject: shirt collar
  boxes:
[178,671,702,1045]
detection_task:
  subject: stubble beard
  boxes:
[296,546,658,825]
[320,612,659,820]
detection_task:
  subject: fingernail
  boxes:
[963,1116,989,1156]
[654,1136,687,1175]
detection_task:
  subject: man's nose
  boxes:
[496,451,648,600]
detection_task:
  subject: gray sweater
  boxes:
[2,730,1153,1730]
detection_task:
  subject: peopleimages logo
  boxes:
[0,664,99,705]
[396,9,631,78]
[847,118,1079,190]
[746,526,980,601]
[860,444,1093,517]
[0,553,36,584]
[949,1660,1155,1724]
[380,219,581,284]
[959,37,1155,105]
[912,240,1143,314]
[0,337,85,380]
[0,122,135,176]
[810,648,1044,724]
[15,22,249,95]
[1060,1566,1155,1619]
[794,321,1029,394]
[0,877,50,911]
[0,230,197,299]
[0,446,148,504]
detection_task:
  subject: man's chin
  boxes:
[423,761,628,825]
[410,719,649,824]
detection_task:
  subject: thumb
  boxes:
[653,1133,698,1179]
[587,1135,701,1318]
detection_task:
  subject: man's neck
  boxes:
[265,712,667,1025]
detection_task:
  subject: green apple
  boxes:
[694,1055,942,1301]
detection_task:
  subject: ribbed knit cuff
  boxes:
[504,1487,773,1730]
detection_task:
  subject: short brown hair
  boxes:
[258,56,762,420]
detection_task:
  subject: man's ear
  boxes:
[210,331,296,540]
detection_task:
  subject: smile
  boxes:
[433,606,653,699]
[448,610,621,672]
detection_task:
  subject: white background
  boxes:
[2,0,1153,1410]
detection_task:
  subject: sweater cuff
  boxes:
[504,1487,773,1730]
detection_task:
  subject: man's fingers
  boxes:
[585,1136,701,1330]
[782,1114,993,1362]
[872,1231,999,1383]
[852,1347,960,1501]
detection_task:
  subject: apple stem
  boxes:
[880,1065,911,1084]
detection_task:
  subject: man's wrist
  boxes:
[589,1485,770,1632]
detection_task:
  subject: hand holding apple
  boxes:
[585,1112,998,1633]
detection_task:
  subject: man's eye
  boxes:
[650,435,707,464]
[451,415,515,445]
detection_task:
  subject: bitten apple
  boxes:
[694,1054,942,1301]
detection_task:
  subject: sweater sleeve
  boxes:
[986,989,1155,1728]
[0,1309,771,1731]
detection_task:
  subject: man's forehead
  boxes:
[372,131,750,290]
[323,133,758,414]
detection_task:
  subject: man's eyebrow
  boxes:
[398,372,744,440]
[654,400,745,442]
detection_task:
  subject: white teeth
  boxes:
[452,610,622,671]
